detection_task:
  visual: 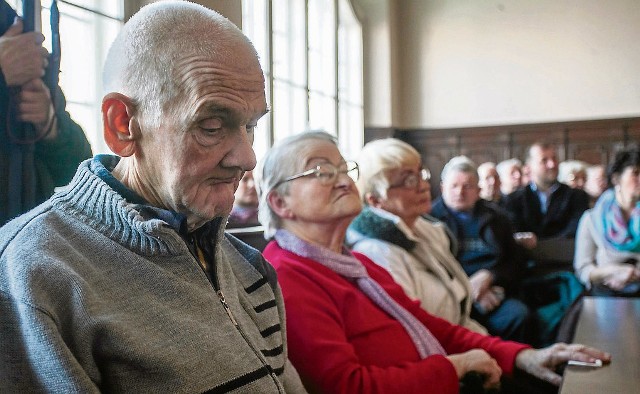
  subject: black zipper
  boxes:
[190,235,284,392]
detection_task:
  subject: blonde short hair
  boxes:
[355,138,421,203]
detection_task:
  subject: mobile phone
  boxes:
[567,359,603,368]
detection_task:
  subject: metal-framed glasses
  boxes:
[274,161,359,188]
[388,168,431,190]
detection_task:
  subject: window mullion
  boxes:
[304,0,310,128]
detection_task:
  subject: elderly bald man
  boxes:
[0,2,304,392]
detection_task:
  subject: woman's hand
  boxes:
[475,286,505,314]
[602,265,640,290]
[447,349,502,390]
[515,344,611,386]
[469,269,493,300]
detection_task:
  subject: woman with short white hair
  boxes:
[558,160,588,189]
[347,138,486,334]
[496,158,523,195]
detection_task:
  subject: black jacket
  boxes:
[431,198,527,294]
[501,183,589,239]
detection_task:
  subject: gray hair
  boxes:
[496,158,522,179]
[102,1,258,129]
[477,162,497,175]
[257,131,338,238]
[355,138,422,203]
[558,160,588,183]
[441,155,478,183]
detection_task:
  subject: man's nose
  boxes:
[225,129,257,171]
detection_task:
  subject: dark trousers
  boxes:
[471,298,532,343]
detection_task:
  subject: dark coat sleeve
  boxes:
[477,202,528,293]
[34,87,92,189]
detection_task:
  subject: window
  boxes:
[9,0,123,154]
[242,0,363,161]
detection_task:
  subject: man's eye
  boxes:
[199,118,223,132]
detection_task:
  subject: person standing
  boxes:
[0,1,92,225]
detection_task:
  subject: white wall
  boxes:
[363,0,640,128]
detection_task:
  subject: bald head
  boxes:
[103,1,261,128]
[477,162,501,201]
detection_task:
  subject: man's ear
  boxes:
[102,93,140,157]
[267,190,294,219]
[365,192,381,208]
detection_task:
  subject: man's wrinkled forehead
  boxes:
[175,49,264,85]
[172,50,266,111]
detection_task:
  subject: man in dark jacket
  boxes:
[0,1,92,225]
[431,155,531,343]
[502,142,589,240]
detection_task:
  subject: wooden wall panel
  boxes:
[364,117,640,198]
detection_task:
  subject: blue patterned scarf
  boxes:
[592,189,640,252]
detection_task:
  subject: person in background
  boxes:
[558,160,588,190]
[0,1,92,225]
[258,131,610,394]
[502,142,590,240]
[574,149,640,296]
[496,158,522,197]
[521,163,531,186]
[431,156,531,342]
[584,164,608,207]
[227,169,260,228]
[0,2,304,392]
[347,138,486,334]
[478,161,503,204]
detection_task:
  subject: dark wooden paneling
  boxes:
[364,117,640,198]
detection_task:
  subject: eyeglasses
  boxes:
[388,168,431,190]
[274,161,359,188]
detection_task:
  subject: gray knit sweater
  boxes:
[0,156,306,393]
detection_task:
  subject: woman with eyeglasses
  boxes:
[258,131,609,394]
[346,138,487,334]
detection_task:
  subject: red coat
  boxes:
[263,241,530,394]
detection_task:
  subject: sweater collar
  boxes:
[51,155,224,255]
[348,206,416,251]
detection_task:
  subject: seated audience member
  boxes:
[431,156,531,342]
[258,131,609,394]
[496,158,522,196]
[584,164,608,207]
[1,4,92,225]
[347,138,486,333]
[502,142,590,240]
[558,160,588,190]
[574,149,640,296]
[0,3,305,392]
[478,161,503,204]
[228,170,260,228]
